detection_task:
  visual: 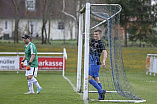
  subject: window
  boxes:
[5,21,8,30]
[25,0,35,11]
[58,22,65,30]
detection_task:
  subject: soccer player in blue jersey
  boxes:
[89,29,107,100]
[21,34,42,94]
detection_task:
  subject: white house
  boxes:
[0,0,77,40]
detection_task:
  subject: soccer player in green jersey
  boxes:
[21,34,42,94]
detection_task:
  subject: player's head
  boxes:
[22,34,31,44]
[94,29,102,40]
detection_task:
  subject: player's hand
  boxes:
[102,64,106,69]
[102,60,106,69]
[26,66,30,70]
[21,60,25,68]
[21,62,24,68]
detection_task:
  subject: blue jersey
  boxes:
[89,39,106,65]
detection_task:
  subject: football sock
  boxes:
[28,79,34,92]
[98,83,103,98]
[31,77,41,88]
[89,79,103,93]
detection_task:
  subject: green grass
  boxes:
[88,72,157,104]
[0,72,157,104]
[0,71,83,104]
[122,47,157,72]
[126,72,157,104]
[0,42,157,104]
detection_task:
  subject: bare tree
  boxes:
[25,1,34,39]
[41,0,47,44]
[62,0,86,45]
[40,0,86,44]
[41,0,56,44]
[11,0,21,43]
[62,0,76,40]
[47,0,55,44]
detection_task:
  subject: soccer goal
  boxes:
[77,3,146,103]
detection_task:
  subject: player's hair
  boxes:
[94,29,102,34]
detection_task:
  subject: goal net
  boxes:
[77,3,146,103]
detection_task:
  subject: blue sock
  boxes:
[98,83,103,98]
[89,79,103,93]
[98,83,102,89]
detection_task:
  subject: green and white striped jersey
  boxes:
[24,42,38,67]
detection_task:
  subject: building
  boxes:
[0,0,78,40]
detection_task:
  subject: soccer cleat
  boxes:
[24,91,34,94]
[99,90,106,100]
[36,87,42,94]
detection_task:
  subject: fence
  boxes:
[0,48,67,76]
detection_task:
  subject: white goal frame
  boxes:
[77,3,146,103]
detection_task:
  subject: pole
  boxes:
[83,2,90,101]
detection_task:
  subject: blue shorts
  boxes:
[89,65,101,78]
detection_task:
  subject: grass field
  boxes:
[0,42,157,104]
[0,71,83,104]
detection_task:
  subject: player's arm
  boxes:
[22,55,26,61]
[21,55,26,67]
[26,54,35,70]
[102,50,107,69]
[28,44,35,66]
[29,54,35,64]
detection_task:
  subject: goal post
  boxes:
[77,3,146,103]
[77,12,83,92]
[83,3,90,100]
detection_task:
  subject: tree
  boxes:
[151,1,157,32]
[41,0,48,44]
[103,0,134,47]
[126,0,156,47]
[40,0,86,44]
[62,0,77,40]
[128,26,138,43]
[41,0,64,44]
[11,0,21,43]
[147,30,157,46]
[104,0,156,47]
[61,0,86,45]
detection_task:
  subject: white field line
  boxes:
[62,76,84,97]
[63,76,77,91]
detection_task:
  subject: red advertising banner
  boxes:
[19,57,66,71]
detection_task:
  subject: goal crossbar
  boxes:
[80,4,122,30]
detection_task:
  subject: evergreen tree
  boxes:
[103,0,156,47]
